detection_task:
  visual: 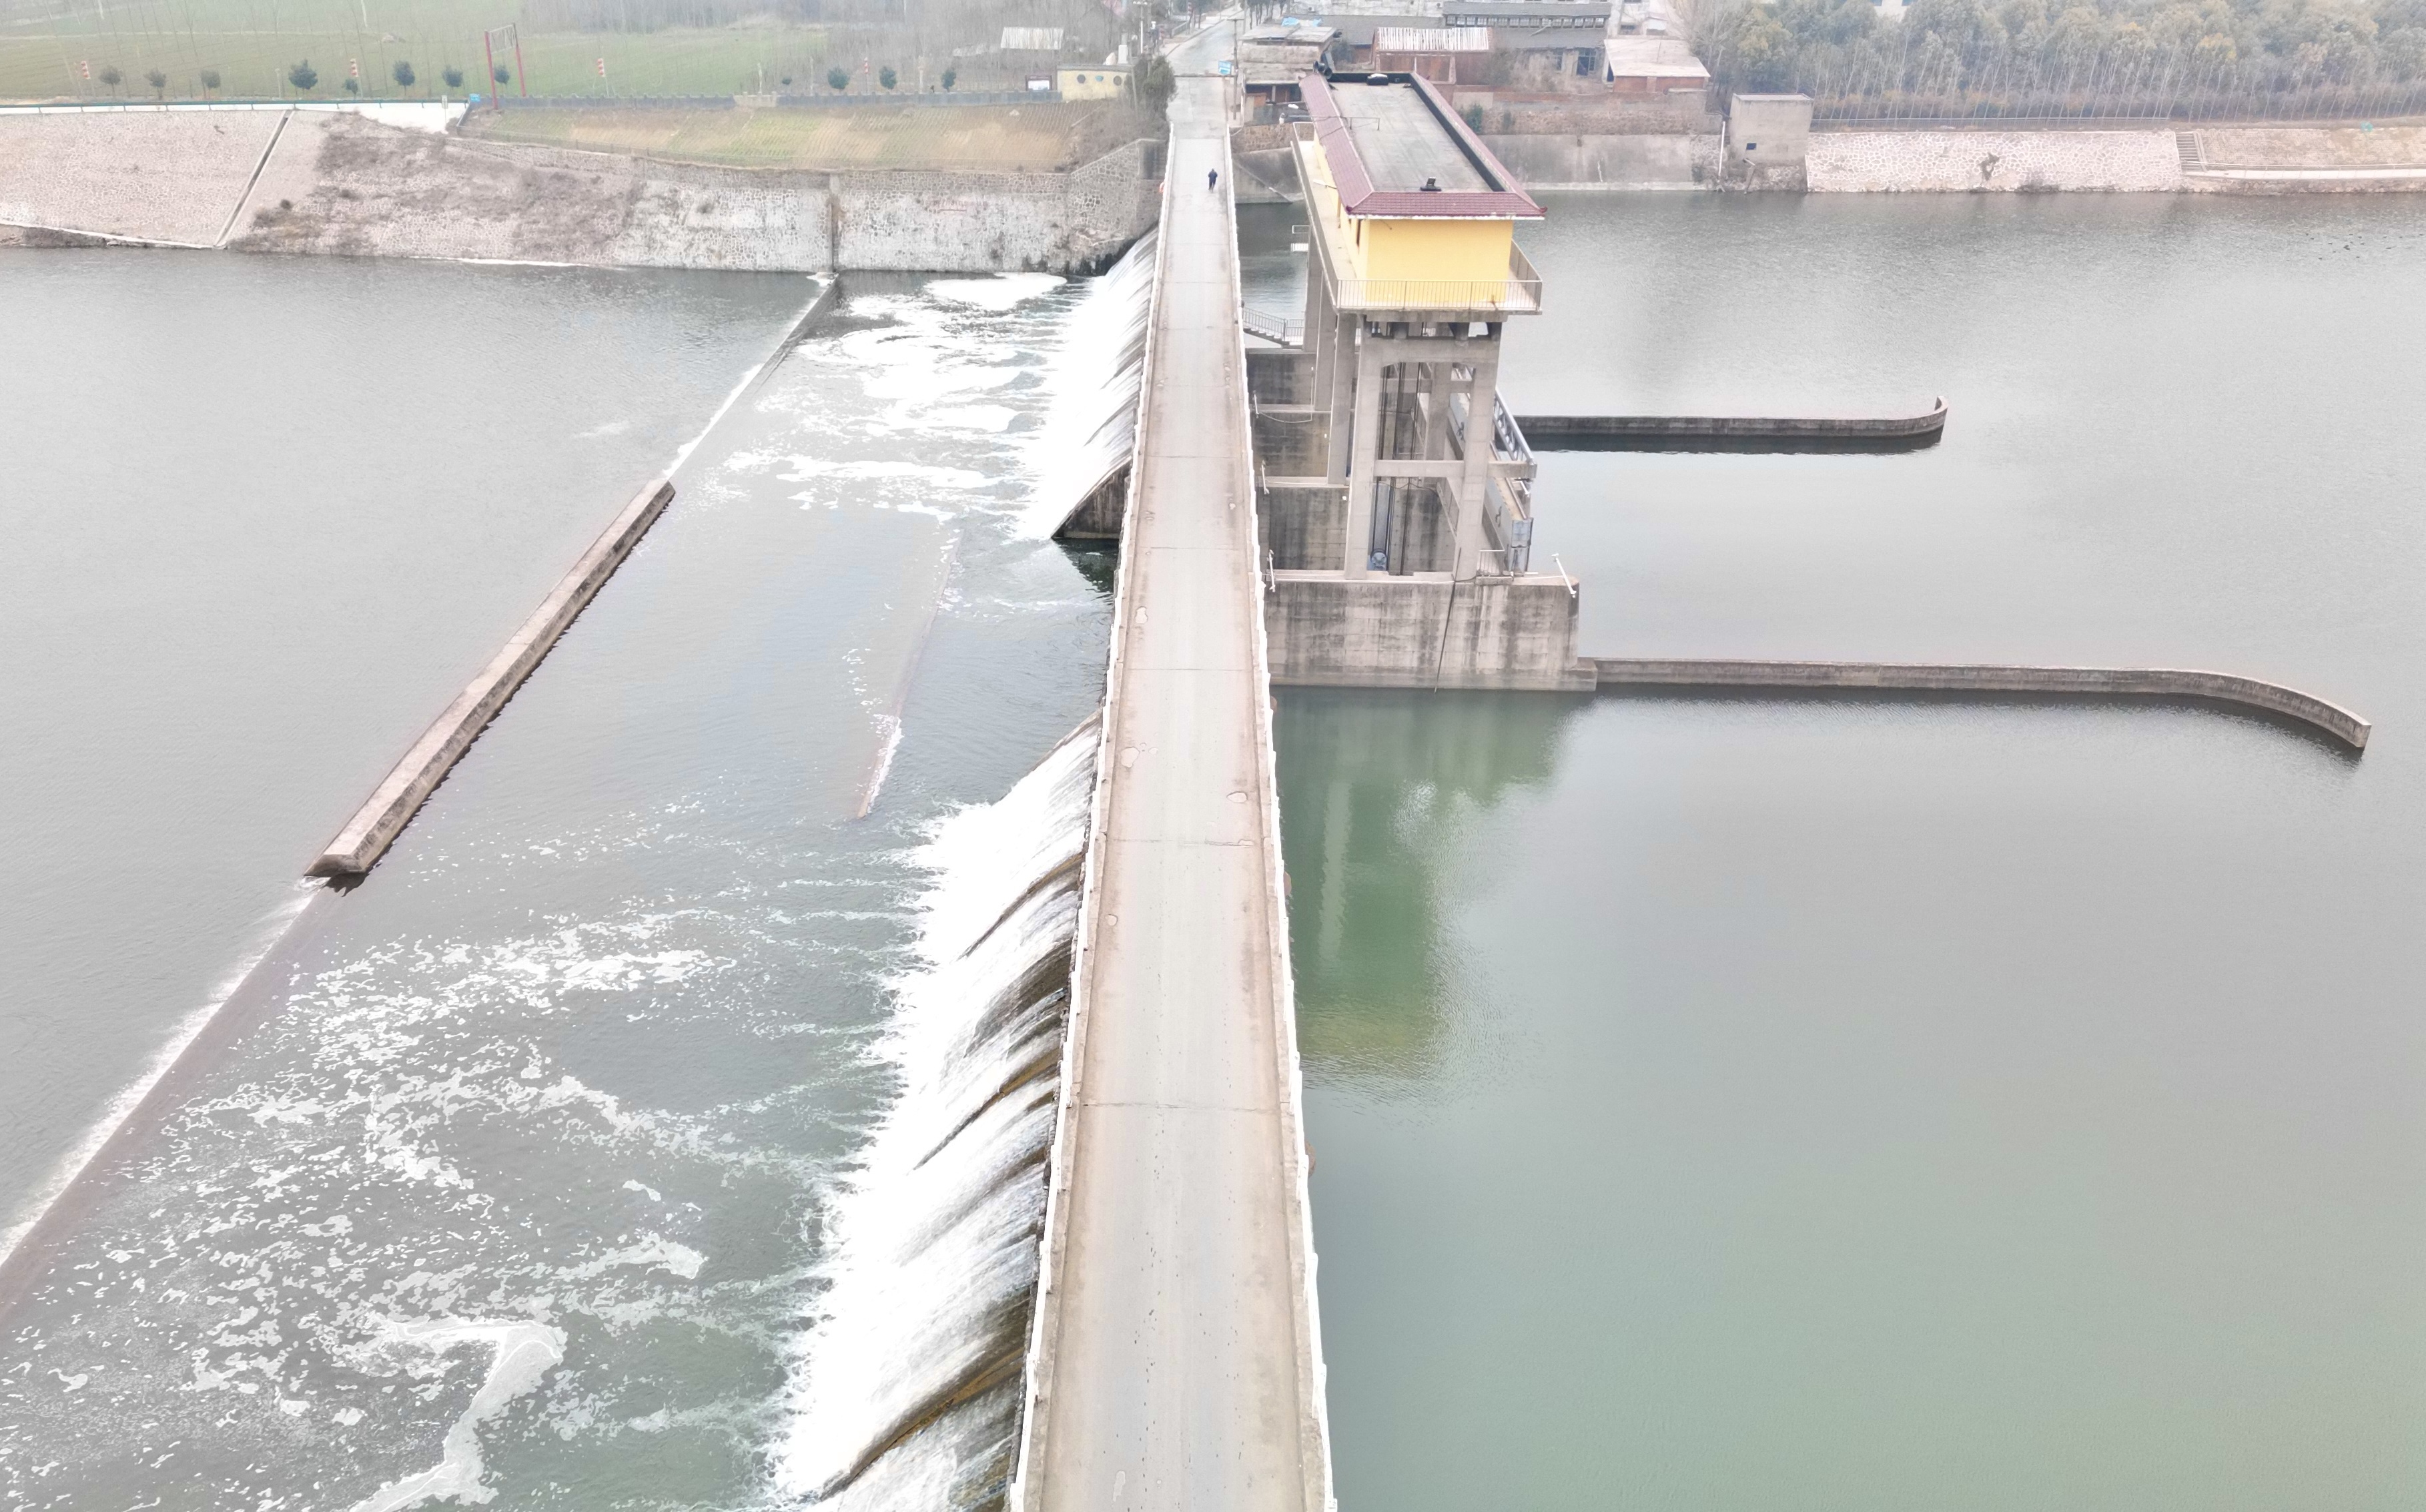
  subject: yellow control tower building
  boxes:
[1290,71,1543,581]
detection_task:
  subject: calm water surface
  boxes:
[1282,195,2426,1511]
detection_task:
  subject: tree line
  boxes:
[1693,0,2426,119]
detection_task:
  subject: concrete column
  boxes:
[1451,336,1503,581]
[1305,270,1336,410]
[1342,332,1387,578]
[1324,313,1359,484]
[1420,359,1451,461]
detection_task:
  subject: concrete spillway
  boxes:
[1012,43,1335,1512]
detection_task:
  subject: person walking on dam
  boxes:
[1208,167,1219,192]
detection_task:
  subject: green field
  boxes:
[0,0,863,101]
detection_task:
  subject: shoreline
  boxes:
[0,103,1158,271]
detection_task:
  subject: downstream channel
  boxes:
[0,254,1123,1508]
[1278,194,2426,1511]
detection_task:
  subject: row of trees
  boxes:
[1691,0,2426,119]
[81,60,509,97]
[793,57,1168,105]
[75,54,1174,103]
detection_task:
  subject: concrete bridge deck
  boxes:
[1014,24,1334,1512]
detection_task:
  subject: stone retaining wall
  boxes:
[2,108,1155,271]
[1805,129,2184,192]
[1484,132,1716,189]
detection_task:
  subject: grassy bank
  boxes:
[466,100,1135,171]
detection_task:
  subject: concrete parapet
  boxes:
[1591,658,2369,749]
[1268,571,1595,692]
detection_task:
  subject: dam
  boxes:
[3,16,2425,1512]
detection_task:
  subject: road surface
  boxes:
[1016,19,1334,1512]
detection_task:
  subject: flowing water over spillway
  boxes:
[781,719,1096,1509]
[0,256,1130,1509]
[1025,231,1155,538]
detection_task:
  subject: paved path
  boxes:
[1016,21,1333,1512]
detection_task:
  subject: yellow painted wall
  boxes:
[1360,216,1513,284]
[1056,67,1128,100]
[1301,139,1366,281]
[1305,137,1518,293]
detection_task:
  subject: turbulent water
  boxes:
[1024,232,1155,538]
[781,719,1096,1509]
[0,258,1137,1510]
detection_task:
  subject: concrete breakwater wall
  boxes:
[1520,400,1946,449]
[311,475,678,877]
[0,109,1156,271]
[310,275,831,875]
[1592,658,2370,749]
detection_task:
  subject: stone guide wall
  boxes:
[0,111,284,244]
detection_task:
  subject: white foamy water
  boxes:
[1022,232,1158,538]
[0,880,320,1276]
[346,1319,568,1512]
[931,272,1070,311]
[782,717,1100,1510]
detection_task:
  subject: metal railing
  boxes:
[1336,242,1542,314]
[1445,390,1537,474]
[1485,475,1534,575]
[1492,394,1533,470]
[1242,306,1305,346]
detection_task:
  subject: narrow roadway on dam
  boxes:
[1016,19,1334,1512]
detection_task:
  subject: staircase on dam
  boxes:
[1011,42,1336,1512]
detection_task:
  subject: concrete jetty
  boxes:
[1014,25,1335,1512]
[308,476,675,877]
[1519,398,1946,450]
[1592,657,2370,749]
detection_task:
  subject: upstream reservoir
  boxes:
[2,185,2424,1509]
[1282,194,2426,1511]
